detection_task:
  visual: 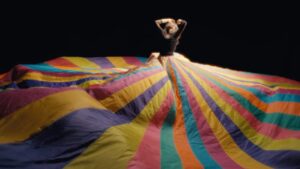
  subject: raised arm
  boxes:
[155,18,175,31]
[175,19,187,39]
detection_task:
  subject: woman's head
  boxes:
[165,21,178,36]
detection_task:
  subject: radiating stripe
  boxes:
[64,76,171,169]
[15,71,110,83]
[183,64,300,168]
[0,87,73,118]
[175,62,243,168]
[86,57,114,68]
[185,62,300,102]
[107,57,131,68]
[99,71,167,112]
[198,63,300,87]
[46,57,78,67]
[128,91,173,169]
[136,56,148,64]
[178,62,300,147]
[208,71,300,103]
[160,103,182,169]
[205,68,300,96]
[123,57,144,66]
[90,66,162,100]
[16,77,105,88]
[185,63,300,130]
[62,57,101,70]
[0,108,115,169]
[167,60,204,169]
[24,63,83,73]
[170,60,221,168]
[176,67,271,169]
[187,62,300,116]
[202,73,300,140]
[212,74,300,115]
[0,89,105,143]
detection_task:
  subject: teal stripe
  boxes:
[209,71,300,103]
[187,63,300,130]
[170,61,221,168]
[136,56,148,63]
[23,63,83,73]
[161,103,182,169]
[239,87,300,103]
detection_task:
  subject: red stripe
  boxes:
[123,57,144,66]
[46,57,78,67]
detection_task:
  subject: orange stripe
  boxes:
[209,71,300,116]
[167,59,204,169]
[189,63,300,116]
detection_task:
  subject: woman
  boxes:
[155,18,187,56]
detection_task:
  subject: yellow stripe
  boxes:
[64,80,172,169]
[179,62,300,150]
[99,71,166,112]
[15,71,107,83]
[63,57,101,73]
[107,57,131,68]
[0,89,106,144]
[175,63,271,169]
[205,71,300,115]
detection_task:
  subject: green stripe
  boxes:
[161,103,182,169]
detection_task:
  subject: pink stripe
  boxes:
[124,57,144,66]
[127,91,173,169]
[200,72,300,139]
[178,67,242,169]
[87,68,163,100]
[46,57,78,67]
[181,62,300,95]
[0,87,78,118]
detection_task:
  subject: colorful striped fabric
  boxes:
[0,54,299,169]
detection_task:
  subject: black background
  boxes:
[1,2,299,81]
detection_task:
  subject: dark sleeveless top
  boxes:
[159,38,179,56]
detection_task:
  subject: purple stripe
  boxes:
[87,57,114,68]
[0,87,76,118]
[176,67,242,168]
[89,67,162,100]
[116,76,169,119]
[184,67,300,168]
[0,74,169,169]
